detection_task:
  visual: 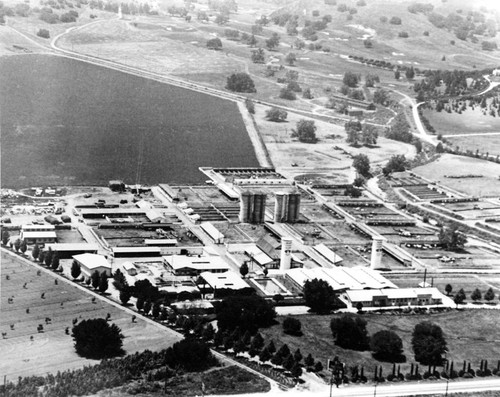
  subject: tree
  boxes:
[292,119,317,143]
[283,317,302,336]
[343,71,360,87]
[471,288,482,302]
[352,154,371,178]
[216,296,276,333]
[32,243,40,261]
[305,353,315,367]
[279,87,296,100]
[454,288,466,306]
[371,330,404,362]
[303,278,337,314]
[373,88,389,106]
[98,272,108,293]
[411,321,447,365]
[314,361,323,372]
[71,261,81,280]
[20,240,27,254]
[345,120,362,145]
[383,154,409,176]
[259,347,272,362]
[245,98,255,114]
[113,269,128,291]
[51,253,60,271]
[119,288,132,305]
[136,296,145,311]
[215,12,229,25]
[286,81,302,93]
[445,284,453,296]
[361,124,378,146]
[206,37,222,50]
[247,34,258,47]
[266,107,287,122]
[251,47,265,63]
[291,362,303,378]
[484,287,495,302]
[265,32,280,50]
[302,88,313,99]
[1,230,10,245]
[72,318,124,359]
[91,270,100,290]
[239,262,249,278]
[283,354,295,370]
[330,314,370,350]
[14,238,21,252]
[143,300,152,315]
[406,66,415,79]
[285,52,297,66]
[165,339,217,372]
[438,225,467,251]
[226,73,256,93]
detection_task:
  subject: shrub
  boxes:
[390,16,402,25]
[283,317,302,336]
[72,319,124,359]
[37,28,50,38]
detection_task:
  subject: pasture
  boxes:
[412,154,500,197]
[446,134,500,158]
[423,107,500,135]
[0,54,259,188]
[0,250,181,380]
[260,309,500,381]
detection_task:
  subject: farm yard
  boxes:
[0,250,181,380]
[0,54,259,188]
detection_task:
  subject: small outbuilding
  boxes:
[73,253,112,279]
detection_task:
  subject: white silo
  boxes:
[370,236,386,270]
[280,237,293,271]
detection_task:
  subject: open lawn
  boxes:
[260,309,500,381]
[0,54,258,188]
[412,154,500,197]
[423,107,500,135]
[0,250,182,380]
[446,135,500,158]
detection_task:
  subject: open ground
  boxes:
[0,250,182,380]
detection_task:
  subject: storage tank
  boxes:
[287,192,301,223]
[252,193,266,224]
[274,192,286,223]
[239,191,252,223]
[280,237,293,271]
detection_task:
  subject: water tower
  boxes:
[370,236,386,270]
[280,237,293,271]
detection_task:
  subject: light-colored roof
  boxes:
[345,287,445,303]
[45,243,99,252]
[22,224,55,230]
[200,222,224,241]
[112,247,161,253]
[122,262,136,271]
[163,255,231,272]
[79,208,146,215]
[245,245,273,266]
[135,200,153,210]
[313,244,343,264]
[216,183,239,199]
[199,271,249,290]
[73,254,111,270]
[146,209,165,222]
[22,231,57,239]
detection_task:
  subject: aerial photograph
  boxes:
[2,0,500,395]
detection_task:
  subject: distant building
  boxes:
[21,224,56,233]
[21,231,57,245]
[44,243,99,259]
[344,287,446,308]
[197,271,250,293]
[239,191,267,224]
[274,191,301,223]
[200,222,224,244]
[163,255,231,276]
[73,253,111,279]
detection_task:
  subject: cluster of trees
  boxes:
[352,154,371,178]
[446,284,497,305]
[266,107,287,122]
[433,96,500,119]
[384,113,413,143]
[382,154,410,176]
[330,316,447,366]
[291,119,317,143]
[438,224,467,251]
[345,121,378,147]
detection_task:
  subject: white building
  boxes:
[73,253,112,279]
[344,288,446,309]
[163,255,231,276]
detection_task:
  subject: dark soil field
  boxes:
[0,249,181,379]
[0,54,259,188]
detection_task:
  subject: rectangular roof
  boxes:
[45,243,99,252]
[200,222,225,241]
[199,271,249,290]
[79,208,146,215]
[163,255,231,271]
[216,183,240,199]
[73,253,111,269]
[22,224,55,230]
[112,247,161,253]
[144,239,177,246]
[245,245,274,266]
[313,244,343,264]
[22,231,57,238]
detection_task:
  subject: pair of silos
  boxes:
[239,191,267,224]
[274,191,301,223]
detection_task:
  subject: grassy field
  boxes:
[446,135,500,158]
[260,310,500,381]
[0,54,259,188]
[0,250,182,379]
[412,154,500,197]
[423,108,500,135]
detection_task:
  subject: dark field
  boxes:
[0,54,259,188]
